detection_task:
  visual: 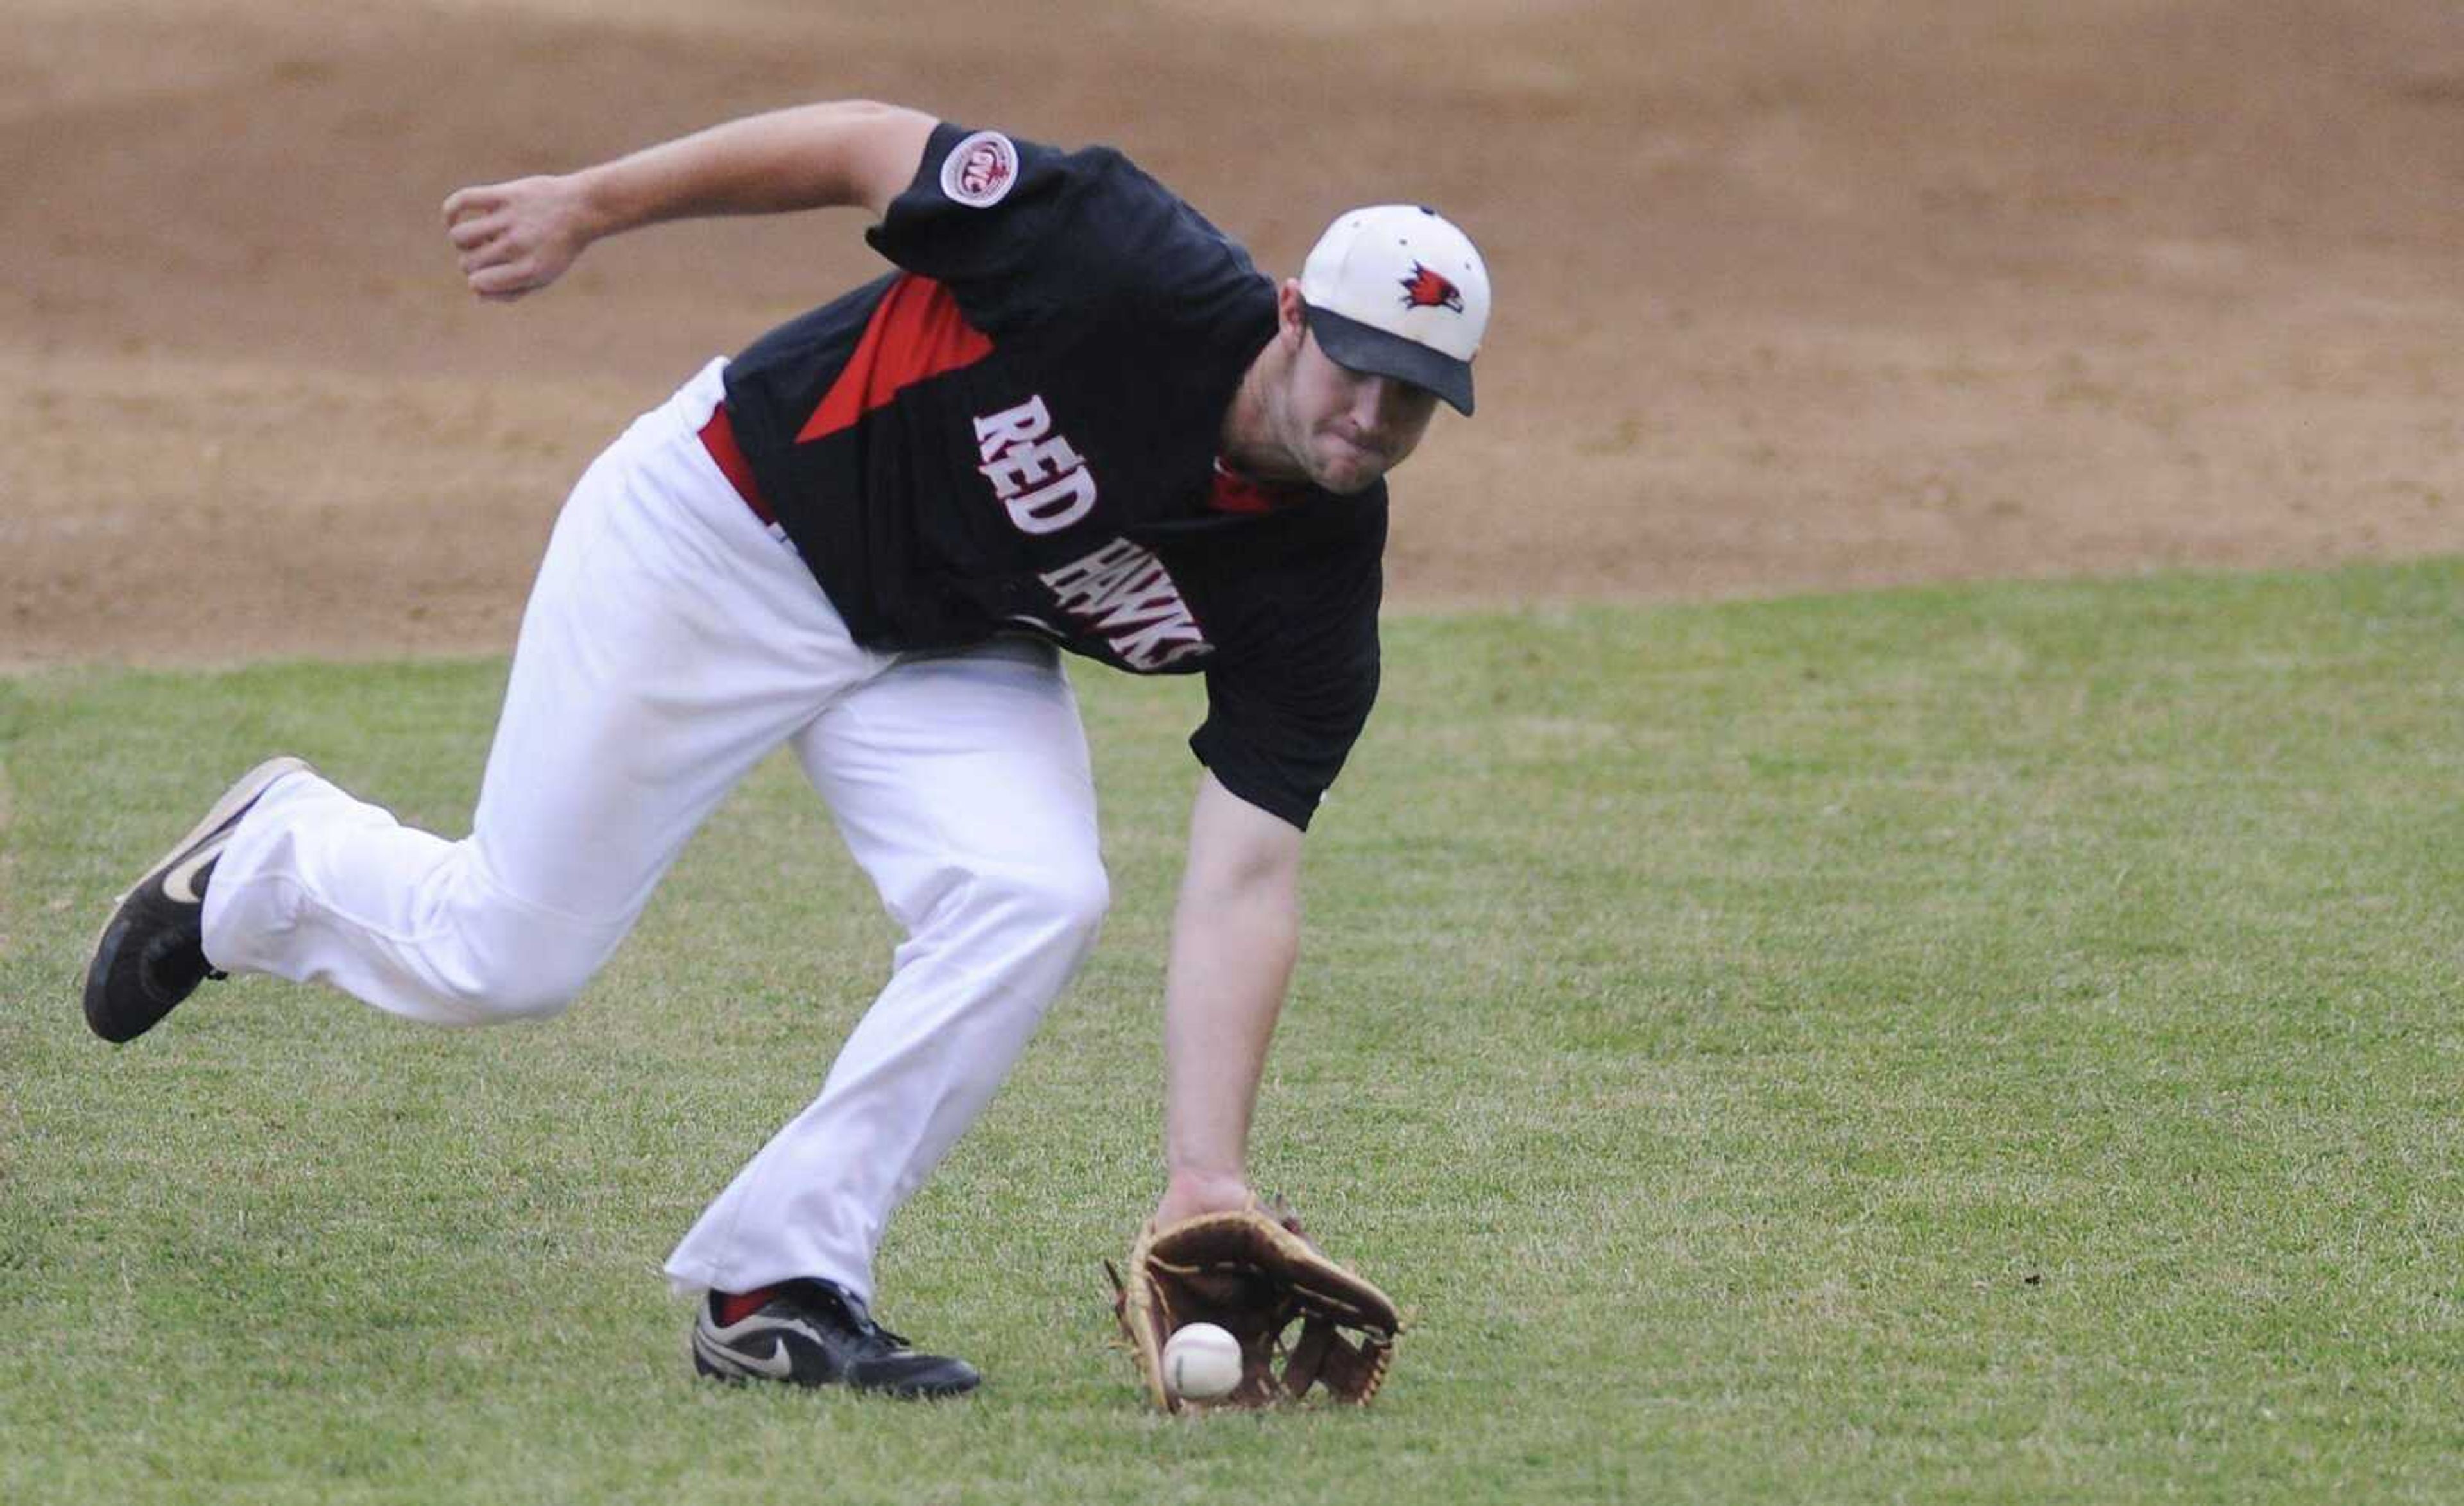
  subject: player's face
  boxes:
[1281,330,1440,495]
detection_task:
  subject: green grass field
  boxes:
[4,561,2461,1505]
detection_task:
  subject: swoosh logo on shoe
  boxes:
[734,1337,796,1380]
[697,1315,820,1381]
[162,834,233,907]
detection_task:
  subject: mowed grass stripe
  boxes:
[2,560,2460,1505]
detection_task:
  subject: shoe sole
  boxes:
[83,757,312,1036]
[691,1360,981,1399]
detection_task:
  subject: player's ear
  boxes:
[1275,279,1309,349]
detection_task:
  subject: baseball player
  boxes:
[82,100,1490,1399]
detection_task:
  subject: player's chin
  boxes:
[1310,443,1392,495]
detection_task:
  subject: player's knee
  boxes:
[432,970,585,1025]
[1044,857,1112,943]
[433,928,608,1024]
[986,854,1111,952]
[475,972,588,1023]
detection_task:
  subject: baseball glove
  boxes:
[1106,1201,1400,1411]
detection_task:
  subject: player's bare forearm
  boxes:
[563,101,936,231]
[441,101,936,301]
[1153,773,1305,1228]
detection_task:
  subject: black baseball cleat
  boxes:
[83,757,311,1044]
[690,1279,982,1399]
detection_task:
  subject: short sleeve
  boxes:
[867,121,1262,348]
[1186,557,1384,832]
[864,121,1109,330]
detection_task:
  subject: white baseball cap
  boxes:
[1299,204,1490,415]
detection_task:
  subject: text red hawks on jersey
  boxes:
[714,123,1386,828]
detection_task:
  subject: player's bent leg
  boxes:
[663,637,1105,1306]
[200,770,632,1027]
[175,360,883,1034]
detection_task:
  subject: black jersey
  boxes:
[721,123,1387,830]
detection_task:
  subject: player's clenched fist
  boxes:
[441,176,593,300]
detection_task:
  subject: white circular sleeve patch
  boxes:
[939,131,1020,208]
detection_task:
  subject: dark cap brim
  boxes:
[1304,304,1475,416]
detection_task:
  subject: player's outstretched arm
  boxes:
[1152,772,1307,1228]
[440,100,937,302]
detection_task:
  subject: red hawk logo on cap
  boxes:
[1399,262,1466,314]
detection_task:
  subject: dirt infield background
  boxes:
[6,0,2461,669]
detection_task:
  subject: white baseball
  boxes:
[1161,1321,1242,1402]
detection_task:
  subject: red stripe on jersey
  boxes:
[697,405,776,524]
[795,275,995,444]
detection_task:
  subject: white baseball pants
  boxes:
[199,359,1109,1303]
